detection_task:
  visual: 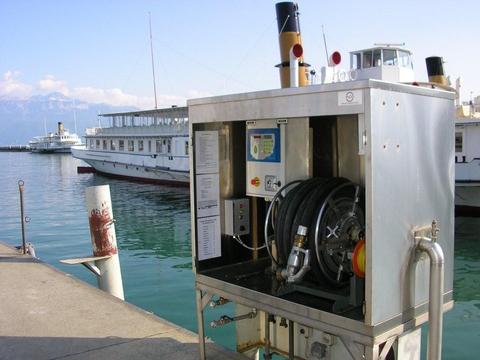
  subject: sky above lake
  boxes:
[1,0,478,108]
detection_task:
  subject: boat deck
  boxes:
[0,242,245,360]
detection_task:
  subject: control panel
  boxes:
[246,118,310,199]
[224,198,250,236]
[246,120,285,198]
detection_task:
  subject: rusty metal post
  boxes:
[86,185,124,300]
[18,180,26,254]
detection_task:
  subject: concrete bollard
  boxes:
[85,185,124,300]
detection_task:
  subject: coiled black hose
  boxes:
[269,177,364,288]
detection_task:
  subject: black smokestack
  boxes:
[426,56,447,86]
[275,2,309,88]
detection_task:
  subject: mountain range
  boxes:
[0,92,137,144]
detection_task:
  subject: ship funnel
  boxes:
[426,56,448,86]
[58,122,65,135]
[275,2,309,88]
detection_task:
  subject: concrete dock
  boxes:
[0,243,245,360]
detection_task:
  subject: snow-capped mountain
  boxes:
[0,93,137,144]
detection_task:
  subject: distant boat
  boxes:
[71,107,190,185]
[29,122,82,153]
[454,96,480,214]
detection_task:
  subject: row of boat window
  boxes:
[351,49,412,69]
[89,138,189,155]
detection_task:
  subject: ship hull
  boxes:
[72,147,189,185]
[31,147,73,154]
[455,182,480,216]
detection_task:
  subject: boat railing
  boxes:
[92,124,188,136]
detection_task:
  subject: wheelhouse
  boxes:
[350,46,414,82]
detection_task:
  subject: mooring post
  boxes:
[85,185,124,300]
[18,180,26,254]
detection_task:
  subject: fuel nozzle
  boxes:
[280,225,311,283]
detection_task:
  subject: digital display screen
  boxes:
[247,128,280,162]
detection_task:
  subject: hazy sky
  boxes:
[1,0,478,108]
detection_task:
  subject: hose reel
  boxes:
[264,177,365,295]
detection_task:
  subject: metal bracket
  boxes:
[82,262,101,277]
[60,255,112,277]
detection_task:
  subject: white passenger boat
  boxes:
[29,122,82,153]
[71,107,189,185]
[454,97,480,214]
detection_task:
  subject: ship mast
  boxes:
[149,12,158,109]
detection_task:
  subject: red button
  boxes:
[250,177,260,187]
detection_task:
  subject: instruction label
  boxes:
[196,173,220,218]
[194,130,221,261]
[195,130,219,174]
[197,216,221,261]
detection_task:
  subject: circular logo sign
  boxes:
[345,91,354,103]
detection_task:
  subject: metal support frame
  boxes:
[196,289,213,360]
[378,336,396,360]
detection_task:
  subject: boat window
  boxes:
[351,53,361,69]
[363,51,372,68]
[89,139,94,149]
[185,140,189,155]
[455,132,463,153]
[167,139,171,153]
[96,139,100,149]
[383,49,397,66]
[148,140,152,153]
[373,49,382,67]
[138,140,144,152]
[156,139,163,153]
[119,140,125,151]
[103,140,107,150]
[128,140,134,152]
[110,139,116,151]
[398,50,412,68]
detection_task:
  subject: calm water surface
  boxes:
[0,152,234,349]
[0,152,478,358]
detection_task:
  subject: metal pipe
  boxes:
[288,319,294,360]
[416,237,445,360]
[210,308,257,328]
[264,312,271,360]
[289,45,300,88]
[18,180,26,254]
[86,185,124,300]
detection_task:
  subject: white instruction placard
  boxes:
[197,216,221,260]
[195,130,219,174]
[196,173,220,218]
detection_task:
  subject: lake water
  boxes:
[0,152,478,359]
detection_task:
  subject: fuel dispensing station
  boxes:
[188,80,454,360]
